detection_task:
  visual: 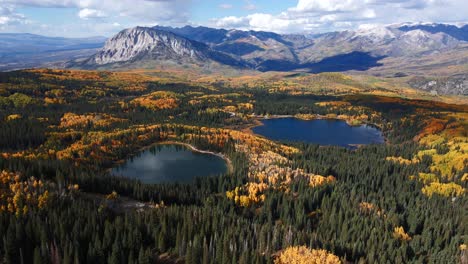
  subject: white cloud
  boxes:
[0,0,191,36]
[215,13,318,33]
[215,16,248,28]
[1,0,191,23]
[0,5,26,25]
[361,9,376,19]
[290,0,363,12]
[78,8,107,19]
[212,0,468,33]
[0,16,11,25]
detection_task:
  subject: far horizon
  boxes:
[1,21,467,39]
[0,0,467,37]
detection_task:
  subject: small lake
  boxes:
[112,144,228,184]
[252,118,384,148]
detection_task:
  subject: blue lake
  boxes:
[252,118,384,148]
[112,144,228,184]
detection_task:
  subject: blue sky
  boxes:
[192,0,293,21]
[0,0,466,37]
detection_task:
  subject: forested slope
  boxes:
[0,69,466,263]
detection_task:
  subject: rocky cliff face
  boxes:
[408,75,468,95]
[92,27,208,65]
[81,27,244,68]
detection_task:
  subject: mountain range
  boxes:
[1,23,467,94]
[397,23,468,41]
[74,23,467,75]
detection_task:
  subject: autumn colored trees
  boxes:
[0,170,49,216]
[275,246,341,264]
[0,69,466,263]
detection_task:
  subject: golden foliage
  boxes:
[44,97,65,105]
[131,91,179,110]
[416,173,439,184]
[59,112,126,129]
[237,102,253,111]
[415,136,468,180]
[294,114,316,120]
[37,191,49,209]
[275,246,341,264]
[359,202,385,217]
[0,170,50,216]
[227,136,334,206]
[386,156,419,165]
[462,173,468,182]
[406,112,468,197]
[309,175,336,187]
[393,226,412,241]
[106,191,118,200]
[226,183,268,206]
[414,135,467,195]
[421,182,465,197]
[223,105,237,112]
[359,202,375,213]
[6,114,22,121]
[316,101,351,107]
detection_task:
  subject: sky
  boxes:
[0,0,466,37]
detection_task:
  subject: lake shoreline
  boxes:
[258,114,383,128]
[110,140,234,173]
[159,141,234,173]
[242,114,383,135]
[246,116,385,148]
[109,140,233,177]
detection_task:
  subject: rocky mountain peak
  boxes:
[353,25,397,41]
[92,26,207,65]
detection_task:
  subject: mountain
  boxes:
[153,25,229,44]
[301,26,460,60]
[0,33,106,71]
[153,25,291,45]
[147,25,462,73]
[397,23,468,41]
[77,27,244,69]
[153,25,304,70]
[4,23,463,95]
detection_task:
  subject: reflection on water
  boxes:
[253,118,384,148]
[112,144,227,184]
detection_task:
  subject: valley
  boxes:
[0,0,467,261]
[0,68,466,263]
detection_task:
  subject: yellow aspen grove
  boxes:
[275,246,341,264]
[393,226,412,241]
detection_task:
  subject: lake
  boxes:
[252,118,384,148]
[112,144,228,184]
